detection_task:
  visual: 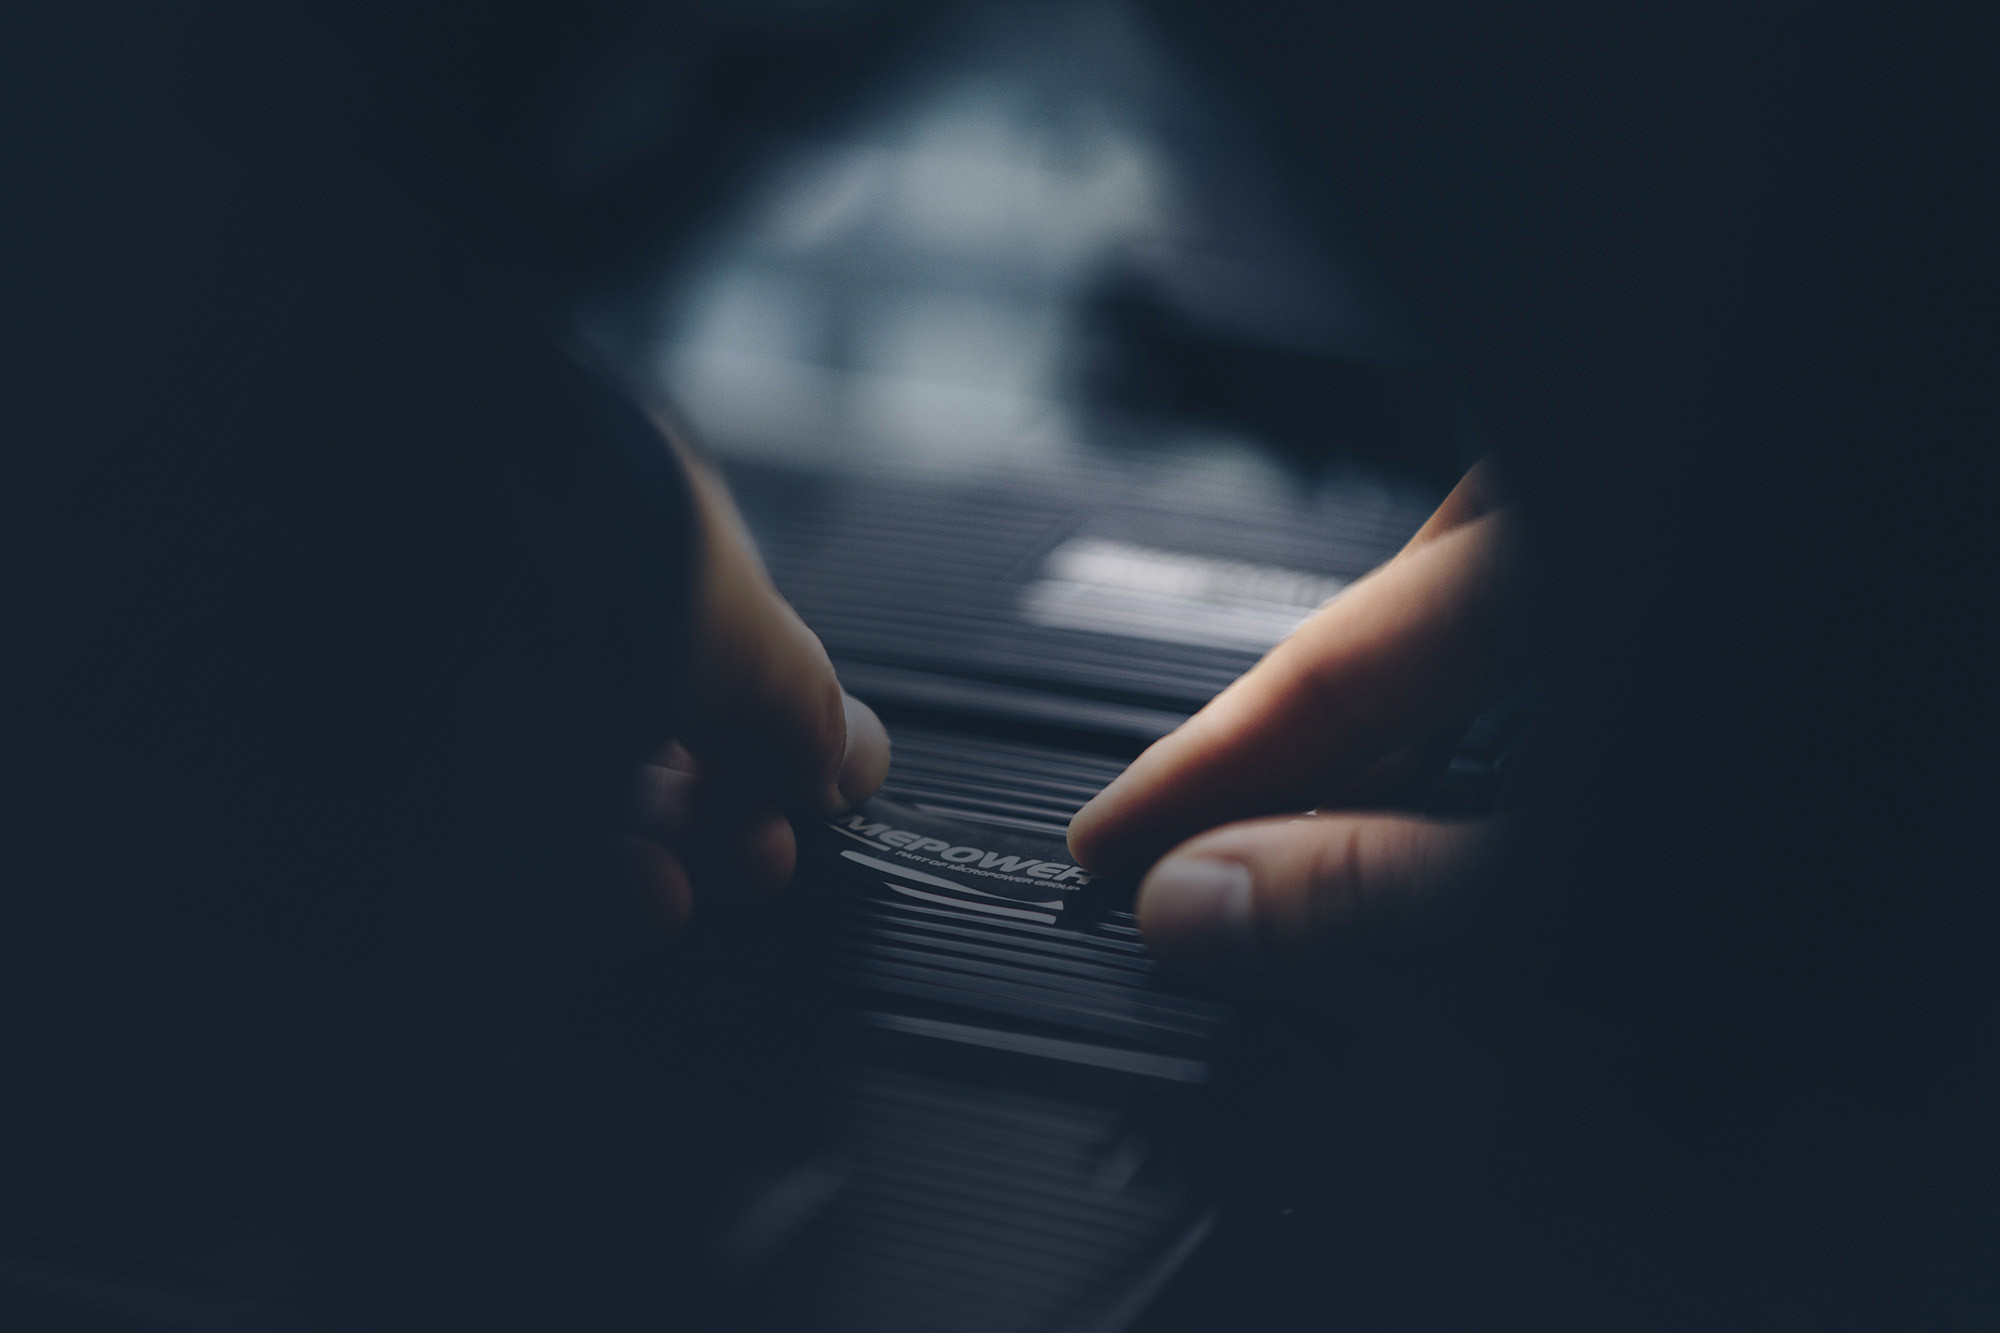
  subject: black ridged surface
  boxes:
[720,726,1230,1333]
[879,726,1128,833]
[775,1069,1201,1333]
[729,459,1430,717]
[706,460,1460,1331]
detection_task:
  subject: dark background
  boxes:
[5,2,1993,1329]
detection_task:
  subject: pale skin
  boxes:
[1067,462,1526,987]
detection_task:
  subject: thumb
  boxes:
[1134,812,1498,987]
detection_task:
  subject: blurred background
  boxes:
[565,0,1466,497]
[10,4,1988,1330]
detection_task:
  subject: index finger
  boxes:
[1067,510,1525,877]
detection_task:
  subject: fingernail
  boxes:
[1137,857,1257,974]
[835,692,890,807]
[633,762,698,837]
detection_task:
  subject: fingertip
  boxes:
[607,835,694,946]
[1136,855,1258,982]
[631,762,698,838]
[1068,748,1156,868]
[672,806,798,906]
[1133,814,1494,988]
[731,810,797,902]
[1066,779,1156,877]
[834,691,890,809]
[1065,723,1218,875]
[1065,795,1105,868]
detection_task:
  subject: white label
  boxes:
[1019,538,1347,652]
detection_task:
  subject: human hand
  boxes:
[1067,462,1527,987]
[603,444,890,946]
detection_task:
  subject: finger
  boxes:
[1070,511,1524,876]
[1399,455,1501,552]
[677,808,797,906]
[630,761,798,903]
[631,761,700,839]
[1134,812,1497,987]
[674,447,889,813]
[566,835,693,955]
[1317,721,1470,809]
